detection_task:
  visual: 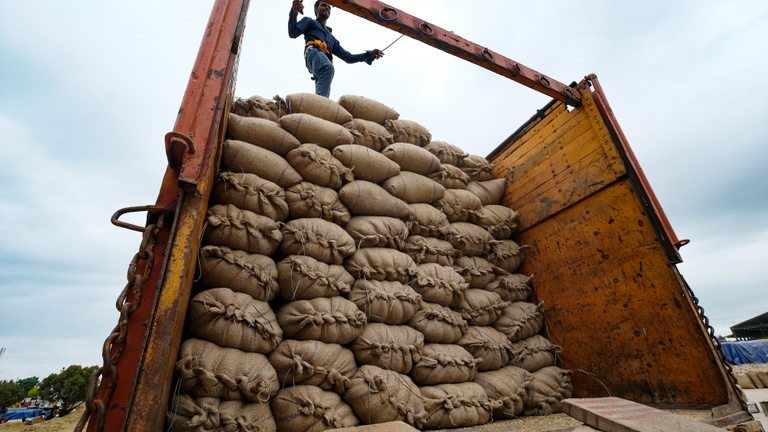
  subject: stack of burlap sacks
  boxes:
[166,93,573,432]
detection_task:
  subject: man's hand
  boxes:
[371,49,384,60]
[292,0,304,15]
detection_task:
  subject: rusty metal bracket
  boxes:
[112,205,175,233]
[165,131,196,171]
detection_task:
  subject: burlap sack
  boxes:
[231,94,281,121]
[272,386,359,432]
[410,344,478,386]
[422,141,469,166]
[420,383,495,429]
[285,144,354,190]
[187,288,282,354]
[204,204,283,256]
[226,113,301,156]
[221,140,303,188]
[493,302,545,344]
[454,256,502,289]
[212,171,289,222]
[433,189,483,222]
[285,182,351,225]
[747,371,766,389]
[473,366,532,419]
[339,181,413,219]
[383,119,432,147]
[447,222,498,257]
[489,240,533,273]
[460,154,494,182]
[427,164,471,189]
[472,205,520,239]
[332,144,400,183]
[412,263,468,307]
[343,365,425,428]
[276,255,354,301]
[381,143,441,174]
[522,367,573,416]
[347,279,422,325]
[344,248,418,283]
[736,373,756,389]
[757,371,768,387]
[407,203,450,238]
[466,178,506,205]
[166,394,277,432]
[176,338,279,402]
[350,323,424,375]
[510,335,563,373]
[407,302,468,344]
[279,218,356,265]
[338,95,400,124]
[454,289,510,327]
[485,273,534,303]
[342,119,394,152]
[403,236,456,266]
[268,340,357,394]
[382,171,446,204]
[281,92,354,124]
[343,216,409,249]
[197,245,278,302]
[278,113,355,149]
[277,297,366,345]
[457,326,514,372]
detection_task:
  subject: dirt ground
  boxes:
[0,404,84,432]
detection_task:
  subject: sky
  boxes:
[0,1,766,382]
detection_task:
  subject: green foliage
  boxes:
[0,380,26,408]
[16,376,39,394]
[27,386,40,398]
[38,365,98,416]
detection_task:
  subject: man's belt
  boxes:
[306,39,330,55]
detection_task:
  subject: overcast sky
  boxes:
[1,1,766,382]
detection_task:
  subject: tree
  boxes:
[38,365,98,416]
[27,386,40,398]
[16,376,39,394]
[0,380,26,408]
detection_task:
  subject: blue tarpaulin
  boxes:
[3,408,41,421]
[722,340,768,365]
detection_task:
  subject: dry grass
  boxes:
[0,404,85,432]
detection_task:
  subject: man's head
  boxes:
[314,1,331,20]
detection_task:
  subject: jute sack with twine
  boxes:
[342,119,394,152]
[381,142,441,174]
[268,339,357,394]
[280,92,354,124]
[736,373,756,389]
[403,235,456,266]
[433,189,483,223]
[383,119,432,147]
[422,141,469,166]
[747,371,766,389]
[347,279,422,325]
[472,205,520,239]
[407,203,450,238]
[466,178,506,205]
[338,180,413,219]
[226,114,301,156]
[407,302,468,344]
[231,95,282,122]
[204,204,282,256]
[343,365,426,428]
[343,216,409,249]
[187,288,282,354]
[490,240,533,274]
[522,366,573,416]
[212,171,289,222]
[473,366,533,419]
[338,95,400,125]
[285,144,354,190]
[166,394,277,432]
[510,335,563,373]
[278,113,355,150]
[285,182,351,225]
[382,171,446,204]
[460,154,494,182]
[272,385,359,432]
[427,164,471,189]
[420,382,496,429]
[410,343,478,386]
[447,222,497,258]
[485,273,534,303]
[454,289,510,327]
[350,323,424,375]
[492,302,545,344]
[454,256,502,289]
[457,326,514,372]
[276,255,354,301]
[197,245,278,302]
[277,297,366,345]
[343,247,418,283]
[221,140,303,188]
[279,218,356,265]
[412,263,468,308]
[175,338,279,402]
[332,144,400,183]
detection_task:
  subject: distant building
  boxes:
[730,312,768,340]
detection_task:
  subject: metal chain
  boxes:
[75,212,166,432]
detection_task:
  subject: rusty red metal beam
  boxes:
[323,0,583,105]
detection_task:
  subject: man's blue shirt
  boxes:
[288,12,373,65]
